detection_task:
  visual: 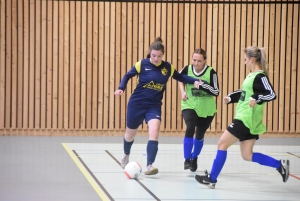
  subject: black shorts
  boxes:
[227,119,259,142]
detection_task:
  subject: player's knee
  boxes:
[241,152,252,161]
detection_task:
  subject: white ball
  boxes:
[124,162,142,179]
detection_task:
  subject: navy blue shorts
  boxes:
[126,101,162,129]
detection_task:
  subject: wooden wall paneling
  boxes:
[80,1,87,130]
[103,2,110,130]
[268,3,275,132]
[212,4,219,132]
[165,2,173,132]
[169,3,176,132]
[279,4,287,133]
[0,0,5,129]
[137,2,144,132]
[28,0,35,129]
[263,4,271,131]
[120,2,127,130]
[11,0,17,128]
[290,5,299,133]
[195,3,201,48]
[74,1,82,130]
[63,1,70,131]
[17,0,24,128]
[189,3,195,54]
[155,3,161,40]
[40,0,47,129]
[222,3,229,131]
[46,0,53,129]
[239,3,246,107]
[227,3,235,128]
[57,1,64,129]
[284,4,293,133]
[144,3,150,58]
[252,3,258,46]
[183,3,190,68]
[206,3,214,132]
[86,1,93,130]
[114,2,121,130]
[109,2,116,130]
[69,0,75,129]
[4,0,11,129]
[35,0,41,128]
[218,4,224,132]
[171,4,183,132]
[97,2,104,130]
[177,4,184,131]
[201,3,207,49]
[273,4,281,133]
[91,1,99,130]
[149,2,155,46]
[125,2,132,123]
[233,4,241,121]
[297,5,300,133]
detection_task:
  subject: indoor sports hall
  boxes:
[0,0,299,201]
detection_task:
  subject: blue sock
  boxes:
[124,138,134,155]
[252,152,280,168]
[183,137,193,159]
[147,140,158,166]
[192,138,204,159]
[210,150,227,182]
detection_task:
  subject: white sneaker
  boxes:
[121,154,129,169]
[277,159,290,182]
[144,164,158,175]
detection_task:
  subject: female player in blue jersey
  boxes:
[114,37,200,175]
[194,46,290,189]
[179,48,219,172]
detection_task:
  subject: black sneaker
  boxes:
[184,159,191,170]
[277,159,290,182]
[195,170,217,189]
[190,157,198,172]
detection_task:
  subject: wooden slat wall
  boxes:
[0,0,299,136]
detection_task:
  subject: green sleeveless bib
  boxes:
[235,71,266,134]
[181,65,216,117]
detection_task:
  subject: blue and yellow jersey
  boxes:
[118,58,198,106]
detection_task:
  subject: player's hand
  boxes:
[194,81,201,88]
[181,92,188,100]
[223,96,230,104]
[114,89,124,95]
[249,99,256,108]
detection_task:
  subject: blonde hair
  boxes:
[244,46,268,76]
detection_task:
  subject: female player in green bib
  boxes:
[195,46,290,189]
[179,48,219,172]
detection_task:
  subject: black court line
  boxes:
[72,150,115,201]
[287,152,300,158]
[105,150,161,201]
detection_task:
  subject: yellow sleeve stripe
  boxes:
[135,60,142,73]
[171,64,175,77]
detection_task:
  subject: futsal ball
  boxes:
[124,162,142,179]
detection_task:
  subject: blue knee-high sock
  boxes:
[192,138,204,159]
[183,137,193,159]
[210,150,227,182]
[124,138,134,155]
[252,152,280,168]
[147,140,158,166]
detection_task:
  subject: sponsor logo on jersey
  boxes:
[143,81,164,91]
[161,67,168,75]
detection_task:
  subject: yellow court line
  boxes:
[62,143,110,201]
